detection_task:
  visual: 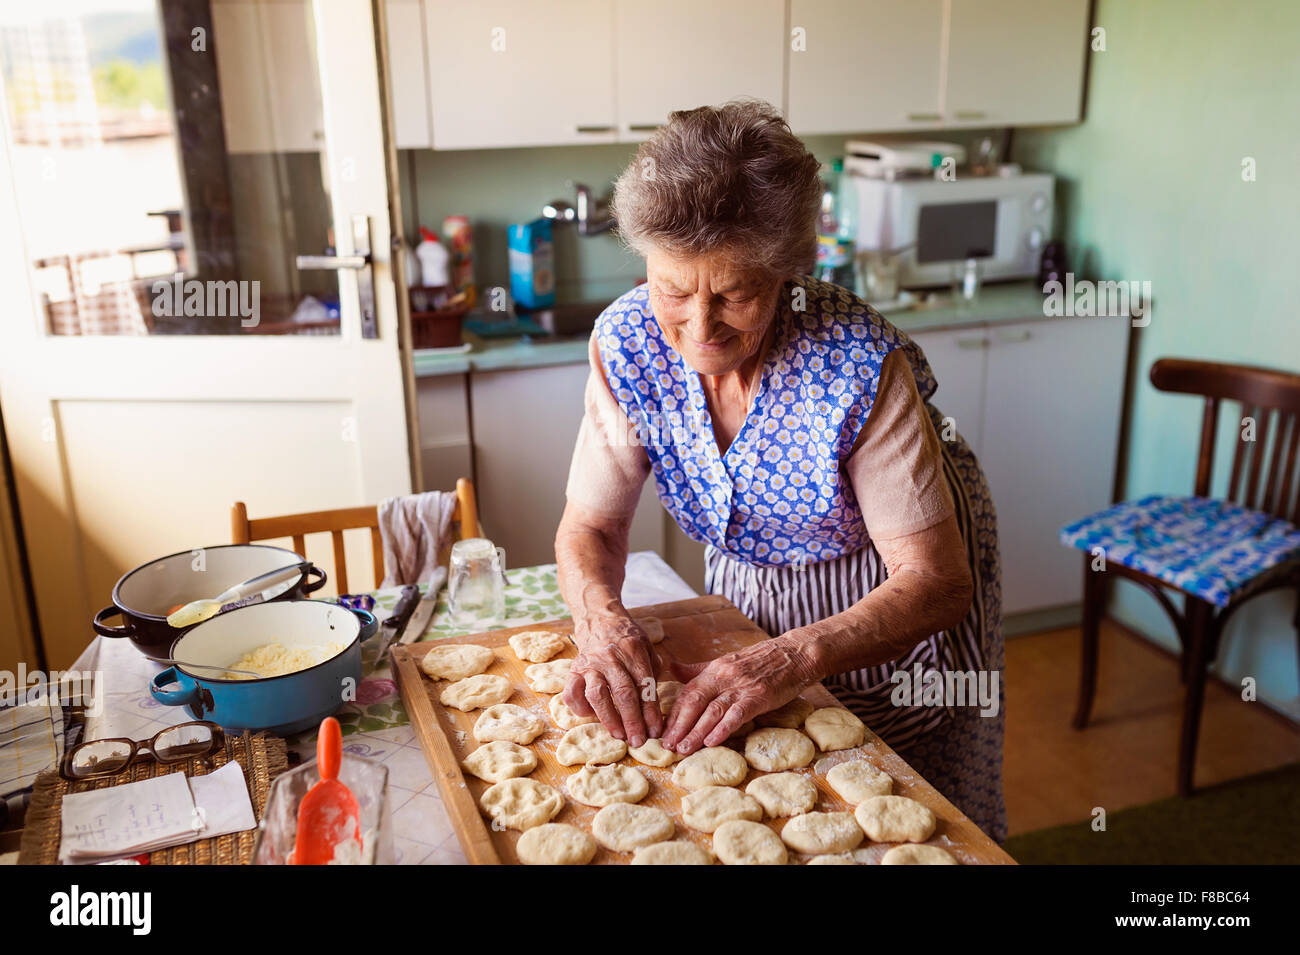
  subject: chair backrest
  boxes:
[1150,358,1300,521]
[230,478,480,594]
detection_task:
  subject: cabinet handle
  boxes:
[996,328,1033,344]
[625,123,662,132]
[954,110,987,121]
[906,112,942,122]
[956,335,989,350]
[575,125,615,134]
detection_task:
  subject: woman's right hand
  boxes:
[564,615,662,748]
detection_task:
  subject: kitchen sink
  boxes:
[528,301,608,336]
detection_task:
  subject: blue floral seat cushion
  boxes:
[1060,495,1300,607]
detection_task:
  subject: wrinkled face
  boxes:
[644,249,783,377]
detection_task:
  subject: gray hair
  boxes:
[611,100,823,278]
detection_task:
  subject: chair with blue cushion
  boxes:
[1060,358,1300,796]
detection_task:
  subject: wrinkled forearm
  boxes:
[555,501,634,646]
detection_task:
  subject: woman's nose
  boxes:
[685,298,717,339]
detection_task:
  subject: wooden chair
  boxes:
[1067,358,1300,796]
[231,478,480,594]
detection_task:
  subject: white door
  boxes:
[788,0,945,134]
[615,0,785,141]
[0,0,414,667]
[908,327,989,459]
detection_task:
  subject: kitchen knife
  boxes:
[372,583,419,659]
[398,566,448,647]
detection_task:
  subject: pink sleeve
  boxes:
[845,349,955,541]
[563,331,652,518]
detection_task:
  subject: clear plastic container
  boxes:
[252,753,394,865]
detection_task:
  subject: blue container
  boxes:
[507,218,556,310]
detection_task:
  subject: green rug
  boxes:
[1004,763,1300,864]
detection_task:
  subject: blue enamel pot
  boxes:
[149,600,374,735]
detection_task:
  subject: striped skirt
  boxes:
[704,414,1007,842]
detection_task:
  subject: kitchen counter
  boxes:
[411,282,1051,379]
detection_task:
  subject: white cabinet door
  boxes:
[979,318,1128,614]
[945,0,1090,127]
[907,327,989,459]
[424,0,616,149]
[614,0,785,141]
[384,0,432,148]
[788,0,945,134]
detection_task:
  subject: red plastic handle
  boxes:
[317,716,341,781]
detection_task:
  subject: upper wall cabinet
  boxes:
[944,0,1089,128]
[385,0,432,148]
[423,0,617,150]
[614,0,785,142]
[788,0,945,135]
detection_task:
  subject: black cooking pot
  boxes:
[92,544,327,656]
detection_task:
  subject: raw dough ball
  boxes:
[592,802,675,851]
[744,727,815,771]
[781,811,863,854]
[807,853,856,865]
[744,772,817,818]
[461,741,537,783]
[508,630,566,663]
[548,692,597,729]
[419,643,494,681]
[638,616,665,643]
[756,697,814,729]
[804,707,867,751]
[882,844,958,865]
[628,738,681,768]
[656,680,683,716]
[565,763,649,807]
[525,659,572,694]
[556,723,628,766]
[631,841,713,865]
[671,747,748,790]
[516,823,596,865]
[440,673,512,712]
[681,786,763,833]
[712,820,787,865]
[479,778,563,831]
[854,795,937,843]
[473,703,545,744]
[826,759,893,803]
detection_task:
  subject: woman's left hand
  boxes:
[660,636,818,754]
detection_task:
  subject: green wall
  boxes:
[1014,0,1300,713]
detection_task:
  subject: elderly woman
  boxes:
[555,101,1005,840]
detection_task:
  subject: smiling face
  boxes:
[644,248,784,377]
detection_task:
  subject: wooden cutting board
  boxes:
[391,594,1015,865]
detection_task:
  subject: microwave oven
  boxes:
[848,170,1054,288]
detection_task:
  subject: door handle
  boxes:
[996,328,1033,344]
[956,335,989,350]
[954,110,987,121]
[295,214,377,338]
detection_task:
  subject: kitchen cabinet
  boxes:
[945,0,1090,128]
[613,0,785,142]
[422,0,617,150]
[909,326,988,458]
[384,0,433,148]
[788,0,945,135]
[212,0,325,153]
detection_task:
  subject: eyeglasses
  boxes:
[60,721,225,781]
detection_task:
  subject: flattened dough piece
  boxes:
[854,795,937,843]
[632,841,713,865]
[473,702,545,744]
[681,786,763,833]
[671,746,748,790]
[807,853,856,865]
[565,763,649,807]
[461,740,537,783]
[756,696,814,729]
[638,616,665,643]
[781,811,864,854]
[882,844,958,865]
[508,630,567,663]
[525,659,572,694]
[556,723,628,766]
[744,727,815,771]
[628,738,681,768]
[745,772,817,818]
[440,673,512,712]
[826,759,893,803]
[712,819,788,865]
[420,643,494,681]
[516,823,596,865]
[479,778,563,831]
[548,692,597,729]
[592,803,675,851]
[656,681,683,716]
[804,707,867,751]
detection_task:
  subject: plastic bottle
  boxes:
[815,159,854,287]
[415,227,450,287]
